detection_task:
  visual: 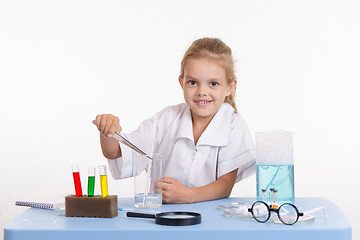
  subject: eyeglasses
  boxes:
[248,201,303,225]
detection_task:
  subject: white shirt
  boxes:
[108,103,255,187]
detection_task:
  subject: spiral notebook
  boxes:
[15,200,65,209]
[15,195,66,210]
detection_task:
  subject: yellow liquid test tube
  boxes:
[99,165,108,197]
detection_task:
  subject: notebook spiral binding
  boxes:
[15,201,64,209]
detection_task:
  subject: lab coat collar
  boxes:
[175,103,234,147]
[175,106,194,142]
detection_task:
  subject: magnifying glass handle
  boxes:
[127,212,156,219]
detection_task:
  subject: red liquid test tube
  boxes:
[72,165,83,197]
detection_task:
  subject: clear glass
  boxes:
[72,164,79,173]
[99,165,107,175]
[219,202,248,210]
[134,153,163,208]
[219,202,253,219]
[88,167,96,176]
[256,131,295,204]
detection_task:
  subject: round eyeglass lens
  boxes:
[252,202,269,222]
[278,203,299,225]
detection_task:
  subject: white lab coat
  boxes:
[108,103,255,187]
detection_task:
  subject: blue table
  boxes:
[4,197,352,240]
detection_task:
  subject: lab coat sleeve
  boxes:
[217,116,256,183]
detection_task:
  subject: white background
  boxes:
[1,0,359,239]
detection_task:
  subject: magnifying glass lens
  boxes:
[160,214,196,219]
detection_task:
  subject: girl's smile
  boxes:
[194,100,213,106]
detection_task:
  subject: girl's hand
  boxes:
[93,114,122,137]
[159,177,195,204]
[93,114,122,159]
[156,169,238,204]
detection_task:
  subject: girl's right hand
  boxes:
[93,114,122,138]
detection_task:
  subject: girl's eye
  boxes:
[210,82,219,87]
[188,80,197,86]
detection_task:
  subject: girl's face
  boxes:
[179,58,235,123]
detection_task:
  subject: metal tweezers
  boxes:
[112,132,152,160]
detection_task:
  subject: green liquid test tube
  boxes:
[88,167,96,197]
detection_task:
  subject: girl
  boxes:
[93,37,255,204]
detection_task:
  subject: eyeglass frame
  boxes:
[248,201,304,225]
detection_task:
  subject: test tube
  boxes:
[88,167,96,197]
[99,165,108,197]
[72,165,83,197]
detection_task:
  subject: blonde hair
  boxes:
[179,37,238,113]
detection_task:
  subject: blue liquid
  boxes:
[256,164,294,204]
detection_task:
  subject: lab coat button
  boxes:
[192,150,197,160]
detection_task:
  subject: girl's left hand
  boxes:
[158,177,194,204]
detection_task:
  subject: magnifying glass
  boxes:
[126,211,202,226]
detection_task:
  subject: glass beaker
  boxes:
[134,153,163,208]
[256,131,294,204]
